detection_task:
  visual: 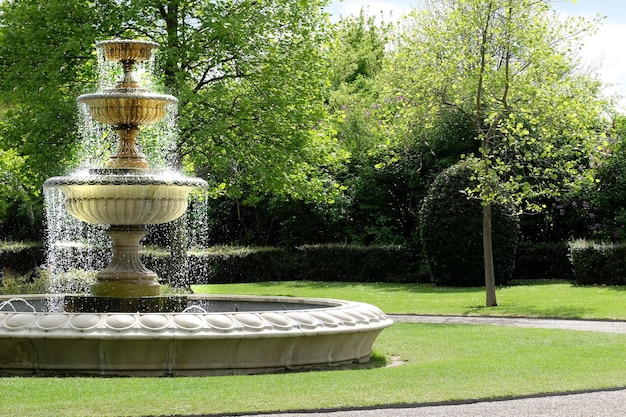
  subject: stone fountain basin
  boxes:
[44,173,207,225]
[0,294,393,376]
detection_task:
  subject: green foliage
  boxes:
[145,0,346,204]
[0,0,345,240]
[0,0,105,239]
[0,241,44,274]
[143,244,416,284]
[593,117,626,240]
[569,240,626,285]
[387,0,609,210]
[328,10,390,89]
[377,0,610,305]
[0,269,48,295]
[513,241,573,280]
[294,244,417,283]
[144,246,292,285]
[420,162,519,286]
[0,0,100,182]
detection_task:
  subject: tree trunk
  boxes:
[483,202,497,307]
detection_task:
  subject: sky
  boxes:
[327,0,626,109]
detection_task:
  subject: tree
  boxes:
[0,0,102,238]
[383,0,610,305]
[0,0,345,240]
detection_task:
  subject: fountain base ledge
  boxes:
[0,294,393,376]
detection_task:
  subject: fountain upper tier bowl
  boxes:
[44,172,207,225]
[97,39,158,63]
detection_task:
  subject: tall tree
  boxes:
[382,0,610,305]
[0,0,343,233]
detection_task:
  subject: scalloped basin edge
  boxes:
[0,294,393,376]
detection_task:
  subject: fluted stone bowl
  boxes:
[97,39,159,63]
[44,173,207,225]
[78,91,178,127]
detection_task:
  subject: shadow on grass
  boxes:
[245,280,485,295]
[460,304,595,319]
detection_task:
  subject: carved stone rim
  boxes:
[77,91,178,104]
[96,40,159,48]
[0,295,393,339]
[44,173,207,188]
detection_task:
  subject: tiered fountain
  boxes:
[0,40,392,375]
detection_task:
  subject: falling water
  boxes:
[44,44,207,305]
[44,185,107,310]
[96,45,157,92]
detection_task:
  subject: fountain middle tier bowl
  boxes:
[78,91,178,127]
[44,172,207,225]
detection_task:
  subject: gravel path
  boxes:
[234,389,626,417]
[223,315,626,417]
[389,314,626,334]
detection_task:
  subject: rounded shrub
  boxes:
[419,161,519,286]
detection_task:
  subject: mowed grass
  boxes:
[193,280,626,320]
[2,323,626,417]
[2,280,626,416]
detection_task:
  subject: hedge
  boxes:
[0,242,45,275]
[293,244,417,283]
[514,241,573,280]
[569,240,626,285]
[144,244,417,285]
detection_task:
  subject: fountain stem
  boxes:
[117,60,141,89]
[91,225,160,297]
[107,127,149,169]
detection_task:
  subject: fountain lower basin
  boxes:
[0,294,393,376]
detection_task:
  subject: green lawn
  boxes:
[1,280,625,416]
[2,323,626,417]
[193,280,626,320]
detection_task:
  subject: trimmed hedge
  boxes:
[294,244,416,283]
[143,244,417,285]
[569,240,626,285]
[419,162,519,287]
[514,241,573,280]
[0,242,45,275]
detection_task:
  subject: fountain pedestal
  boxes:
[91,225,159,297]
[45,40,205,307]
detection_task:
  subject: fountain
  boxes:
[0,40,392,375]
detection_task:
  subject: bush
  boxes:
[514,241,573,280]
[0,241,45,275]
[7,243,419,288]
[569,240,626,285]
[188,246,293,284]
[143,244,419,285]
[0,268,48,295]
[419,162,519,286]
[294,244,418,283]
[143,246,294,285]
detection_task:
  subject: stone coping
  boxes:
[0,294,393,339]
[44,172,207,188]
